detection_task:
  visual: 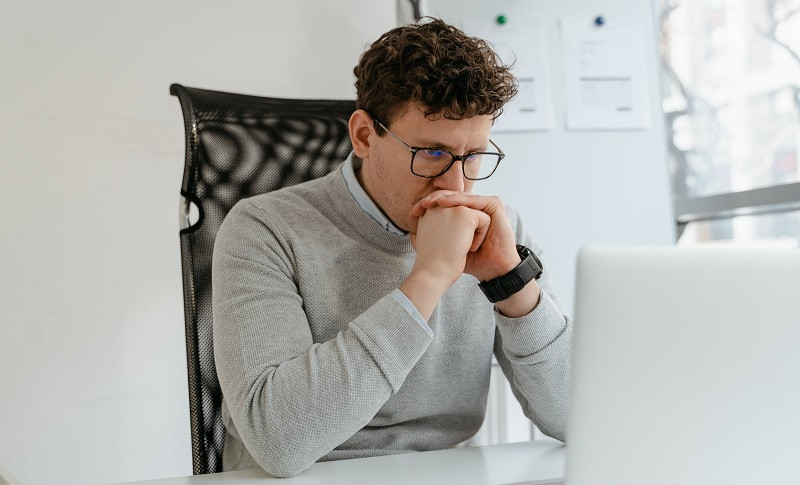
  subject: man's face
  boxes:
[357,103,494,231]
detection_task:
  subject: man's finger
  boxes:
[431,193,503,216]
[470,210,491,252]
[406,217,419,233]
[408,199,427,219]
[409,190,463,219]
[418,190,460,209]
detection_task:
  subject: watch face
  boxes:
[530,254,543,280]
[519,245,543,281]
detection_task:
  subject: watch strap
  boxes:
[478,245,543,303]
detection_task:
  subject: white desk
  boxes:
[117,439,565,485]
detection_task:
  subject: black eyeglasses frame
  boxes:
[372,117,505,181]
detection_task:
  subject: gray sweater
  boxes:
[212,166,572,477]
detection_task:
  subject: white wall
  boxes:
[0,2,396,484]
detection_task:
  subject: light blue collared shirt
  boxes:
[340,154,430,335]
[341,153,407,236]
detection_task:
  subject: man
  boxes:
[212,18,572,478]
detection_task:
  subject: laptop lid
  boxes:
[566,246,800,485]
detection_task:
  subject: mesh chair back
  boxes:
[170,84,355,474]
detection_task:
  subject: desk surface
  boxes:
[117,439,565,485]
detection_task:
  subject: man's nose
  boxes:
[432,159,465,192]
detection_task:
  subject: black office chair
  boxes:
[170,84,355,474]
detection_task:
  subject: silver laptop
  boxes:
[565,246,800,485]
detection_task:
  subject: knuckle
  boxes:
[453,205,473,216]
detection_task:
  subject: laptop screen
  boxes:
[567,246,800,485]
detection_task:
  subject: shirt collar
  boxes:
[341,153,407,236]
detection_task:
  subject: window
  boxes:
[659,0,800,244]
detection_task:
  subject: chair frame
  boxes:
[170,83,355,474]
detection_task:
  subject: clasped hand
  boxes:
[407,190,521,284]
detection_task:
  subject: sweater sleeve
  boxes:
[492,208,572,442]
[212,201,433,478]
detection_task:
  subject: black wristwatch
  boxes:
[478,245,543,303]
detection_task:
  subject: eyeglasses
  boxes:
[373,118,504,181]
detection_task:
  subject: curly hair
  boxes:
[353,18,517,134]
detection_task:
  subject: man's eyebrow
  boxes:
[410,139,489,153]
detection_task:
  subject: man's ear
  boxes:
[349,109,373,159]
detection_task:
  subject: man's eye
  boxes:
[423,149,445,158]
